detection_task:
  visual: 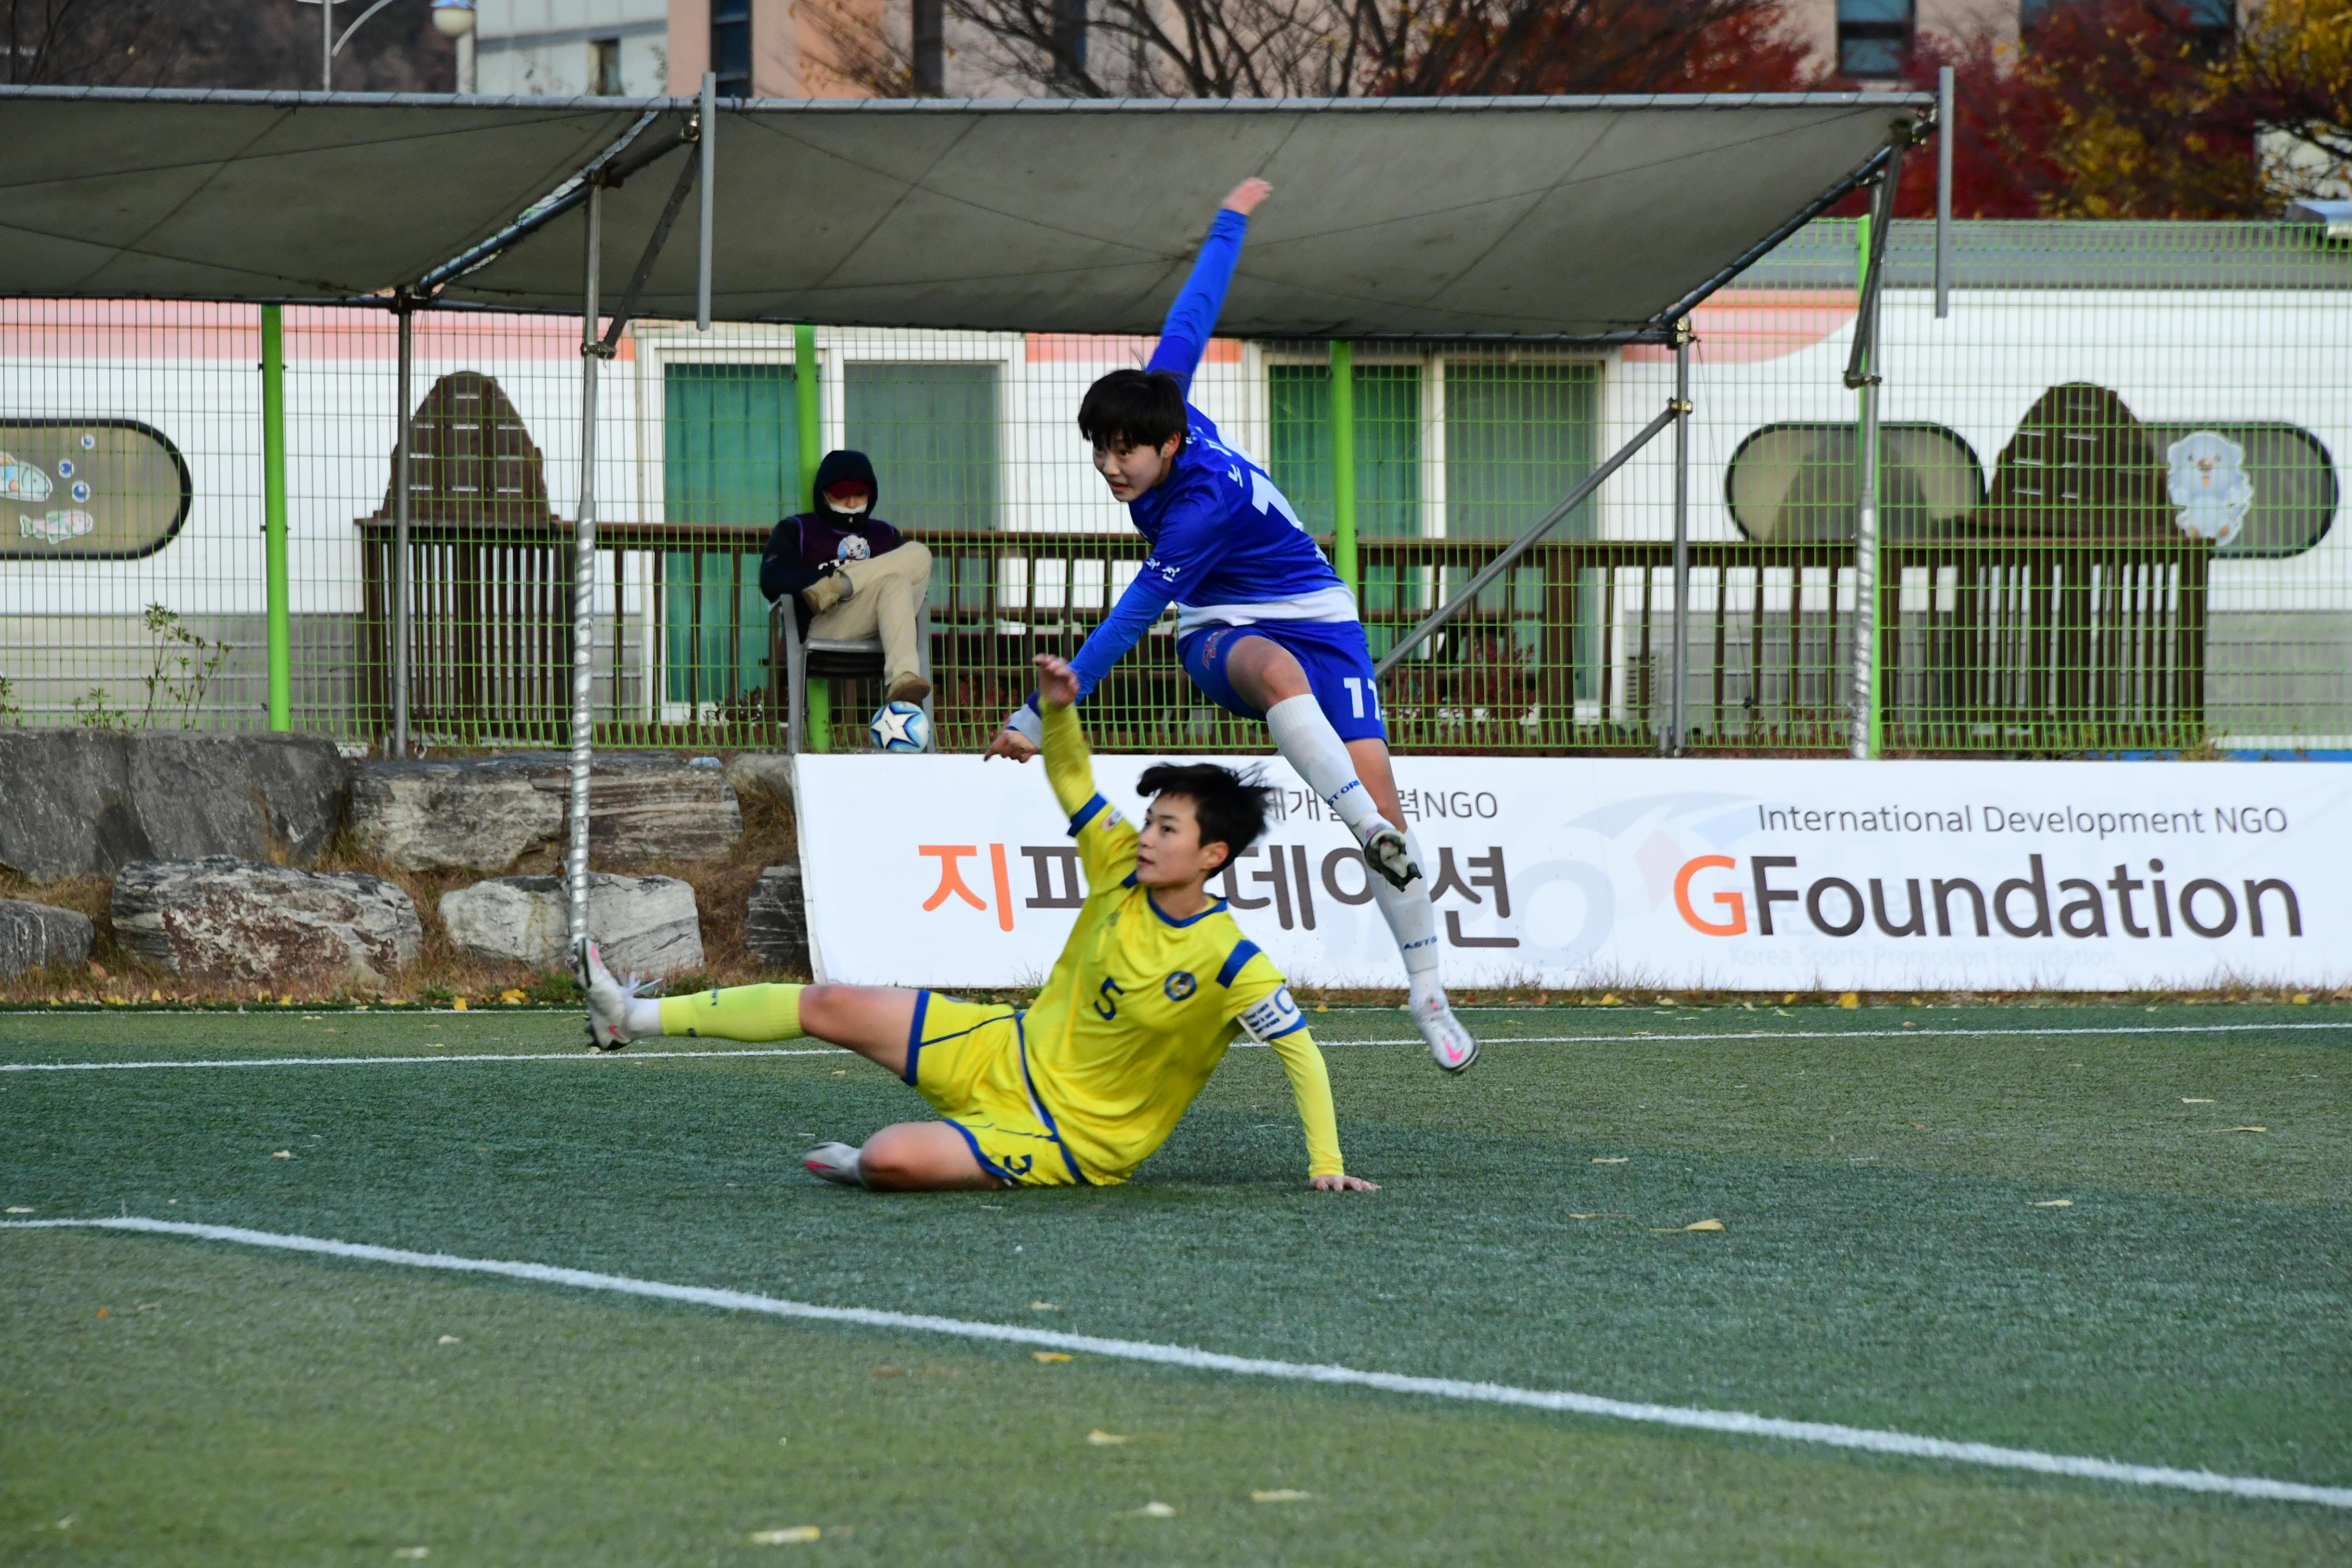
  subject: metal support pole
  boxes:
[1936,65,1955,320]
[321,0,333,91]
[1851,198,1891,760]
[1376,402,1680,679]
[1664,320,1692,755]
[697,73,716,332]
[568,184,607,951]
[795,324,829,749]
[261,306,291,732]
[391,299,414,758]
[1330,340,1358,595]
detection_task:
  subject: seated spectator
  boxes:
[759,449,932,705]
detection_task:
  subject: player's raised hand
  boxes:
[1033,652,1081,710]
[1220,177,1273,216]
[1310,1173,1379,1192]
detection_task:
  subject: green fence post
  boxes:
[1329,340,1358,594]
[795,324,830,750]
[261,304,291,732]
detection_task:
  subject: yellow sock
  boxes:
[658,983,804,1042]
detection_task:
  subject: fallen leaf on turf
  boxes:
[2181,1097,2214,1103]
[1782,993,1797,1004]
[271,1150,294,1159]
[1029,1301,1060,1312]
[1599,993,1620,1005]
[5,1206,32,1214]
[452,997,467,1010]
[136,1302,158,1312]
[1591,1157,1628,1165]
[437,1334,461,1345]
[95,1307,107,1317]
[1252,1489,1313,1503]
[392,1549,430,1560]
[2031,1199,2073,1208]
[501,989,527,1005]
[1838,992,1860,1009]
[1127,1502,1176,1518]
[2293,992,2311,1004]
[749,1526,821,1544]
[1088,1430,1131,1445]
[1681,1219,1726,1232]
[1034,1351,1073,1363]
[2208,1126,2268,1134]
[874,1366,905,1376]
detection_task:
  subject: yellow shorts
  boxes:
[904,993,1086,1187]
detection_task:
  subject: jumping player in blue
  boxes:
[985,177,1477,1073]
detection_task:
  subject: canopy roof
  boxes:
[0,87,1929,339]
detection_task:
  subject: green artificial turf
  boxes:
[3,1003,2349,1565]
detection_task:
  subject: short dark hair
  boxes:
[1078,368,1188,453]
[1136,762,1271,876]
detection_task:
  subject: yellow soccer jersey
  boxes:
[1022,700,1344,1185]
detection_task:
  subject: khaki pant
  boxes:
[809,539,931,687]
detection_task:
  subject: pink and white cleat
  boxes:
[574,939,651,1053]
[1412,988,1479,1074]
[802,1142,866,1187]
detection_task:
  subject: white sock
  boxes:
[624,997,664,1038]
[1371,826,1444,1007]
[1265,694,1386,841]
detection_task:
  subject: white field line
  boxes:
[6,1217,2347,1511]
[6,1019,2350,1074]
[0,1048,838,1073]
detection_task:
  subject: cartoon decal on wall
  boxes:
[0,421,189,560]
[2166,431,2255,547]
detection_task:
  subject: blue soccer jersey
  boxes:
[1055,210,1355,708]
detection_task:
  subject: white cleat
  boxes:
[1363,823,1420,892]
[574,939,650,1053]
[803,1142,866,1187]
[1413,994,1479,1074]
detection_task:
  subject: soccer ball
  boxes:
[869,699,930,754]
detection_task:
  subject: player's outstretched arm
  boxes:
[1033,653,1097,817]
[1233,978,1373,1192]
[1147,177,1272,388]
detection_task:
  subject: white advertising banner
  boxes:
[792,755,2350,992]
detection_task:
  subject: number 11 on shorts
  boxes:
[1342,677,1380,720]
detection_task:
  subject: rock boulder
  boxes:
[0,898,95,979]
[352,754,743,873]
[439,873,703,976]
[351,757,565,873]
[0,732,347,882]
[743,864,810,976]
[110,858,420,989]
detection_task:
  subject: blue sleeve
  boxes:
[1066,568,1177,700]
[1146,208,1249,392]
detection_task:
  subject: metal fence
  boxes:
[2,218,2345,756]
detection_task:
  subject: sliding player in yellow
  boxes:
[574,652,1375,1195]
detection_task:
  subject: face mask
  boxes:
[823,492,869,516]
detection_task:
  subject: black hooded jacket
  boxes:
[759,449,906,632]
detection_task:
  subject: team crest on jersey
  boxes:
[1163,970,1198,1001]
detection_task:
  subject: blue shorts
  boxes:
[1179,620,1388,743]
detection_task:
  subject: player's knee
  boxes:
[855,1125,926,1188]
[797,983,851,1037]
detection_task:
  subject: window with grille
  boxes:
[844,362,1000,531]
[1443,362,1599,541]
[711,0,751,97]
[1266,362,1421,535]
[662,363,804,705]
[1837,0,1913,77]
